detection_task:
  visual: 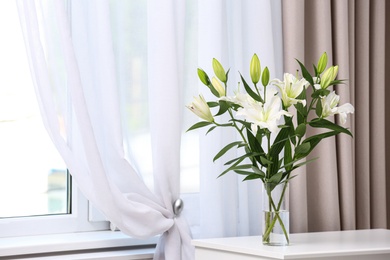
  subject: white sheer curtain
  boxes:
[198,0,283,238]
[16,0,282,259]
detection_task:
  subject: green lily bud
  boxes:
[250,54,261,84]
[331,65,339,81]
[261,66,270,87]
[197,68,211,86]
[317,52,328,74]
[320,65,338,89]
[212,58,227,83]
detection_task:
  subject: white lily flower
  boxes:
[219,91,257,108]
[321,91,354,124]
[237,89,292,133]
[271,73,309,108]
[187,95,214,122]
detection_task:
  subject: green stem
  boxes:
[265,132,271,179]
[227,108,248,144]
[263,182,290,245]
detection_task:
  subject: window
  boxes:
[0,1,108,238]
[0,1,69,219]
[0,0,200,239]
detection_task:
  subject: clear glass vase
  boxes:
[262,182,289,246]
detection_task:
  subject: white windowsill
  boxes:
[0,230,158,258]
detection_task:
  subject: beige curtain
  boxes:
[282,0,390,233]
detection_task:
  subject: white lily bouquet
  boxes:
[186,52,354,245]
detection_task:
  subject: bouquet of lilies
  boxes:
[186,52,354,244]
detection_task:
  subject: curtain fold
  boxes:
[17,1,192,259]
[147,1,193,258]
[282,0,390,233]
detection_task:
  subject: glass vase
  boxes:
[262,182,289,246]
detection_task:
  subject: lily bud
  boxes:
[317,52,328,74]
[212,58,227,83]
[320,65,338,89]
[250,54,261,84]
[186,95,214,122]
[331,65,339,81]
[211,77,226,97]
[261,66,270,87]
[197,68,211,86]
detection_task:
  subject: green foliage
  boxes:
[240,73,263,103]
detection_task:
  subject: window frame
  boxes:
[0,181,110,238]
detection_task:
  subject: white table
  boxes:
[192,229,390,260]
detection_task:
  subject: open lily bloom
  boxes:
[321,91,354,124]
[218,89,258,110]
[237,89,292,134]
[271,73,309,108]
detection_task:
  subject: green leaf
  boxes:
[224,152,262,165]
[270,126,290,156]
[207,83,222,98]
[225,68,230,83]
[243,174,262,181]
[295,123,306,138]
[268,171,284,184]
[329,79,346,86]
[240,73,263,103]
[234,170,254,175]
[252,166,266,177]
[311,89,330,99]
[295,143,311,155]
[231,119,252,129]
[206,126,217,135]
[270,153,280,177]
[283,139,292,171]
[260,156,273,165]
[213,141,242,162]
[187,121,213,132]
[296,59,314,86]
[309,118,353,136]
[215,100,230,116]
[207,101,219,107]
[284,115,296,145]
[313,64,319,77]
[315,99,323,117]
[218,163,253,178]
[294,89,307,124]
[246,129,265,164]
[292,157,318,170]
[229,164,253,170]
[217,157,245,178]
[295,131,339,159]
